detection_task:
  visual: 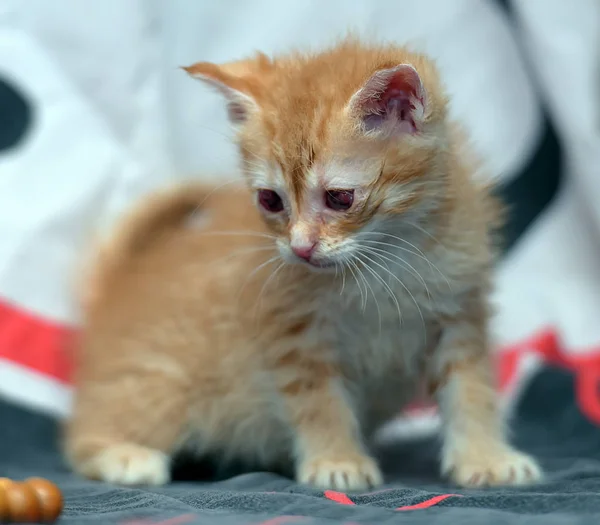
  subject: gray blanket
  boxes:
[2,367,600,524]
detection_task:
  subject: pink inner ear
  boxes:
[351,65,425,134]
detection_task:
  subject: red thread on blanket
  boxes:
[323,490,355,505]
[120,513,196,525]
[395,493,462,511]
[257,516,307,525]
[324,490,461,511]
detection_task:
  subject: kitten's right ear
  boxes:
[347,64,427,136]
[183,62,259,125]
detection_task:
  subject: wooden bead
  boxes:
[0,477,63,523]
[0,477,12,493]
[0,478,16,522]
[0,480,41,522]
[0,483,9,520]
[25,478,64,522]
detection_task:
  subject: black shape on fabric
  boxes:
[0,77,33,152]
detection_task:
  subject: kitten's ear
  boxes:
[183,61,259,125]
[347,64,426,136]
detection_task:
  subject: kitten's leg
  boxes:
[431,291,542,487]
[65,371,189,486]
[274,349,382,491]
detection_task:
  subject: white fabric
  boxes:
[493,0,600,351]
[0,0,598,414]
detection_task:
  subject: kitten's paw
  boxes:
[297,454,383,491]
[81,443,170,486]
[443,446,542,488]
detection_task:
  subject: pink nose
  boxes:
[291,243,317,261]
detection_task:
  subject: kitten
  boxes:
[65,38,542,490]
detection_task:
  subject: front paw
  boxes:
[79,443,170,486]
[297,454,383,491]
[443,446,542,488]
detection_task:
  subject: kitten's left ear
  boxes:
[183,61,259,125]
[347,65,427,136]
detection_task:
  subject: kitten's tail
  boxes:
[81,183,208,314]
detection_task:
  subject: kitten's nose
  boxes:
[291,243,317,261]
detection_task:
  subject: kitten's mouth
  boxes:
[303,259,337,271]
[311,260,335,268]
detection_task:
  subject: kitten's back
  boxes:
[81,182,268,314]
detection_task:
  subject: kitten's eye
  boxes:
[325,189,355,211]
[258,189,284,213]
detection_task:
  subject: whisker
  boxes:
[359,231,429,259]
[194,230,277,241]
[406,221,447,251]
[190,178,244,215]
[359,239,452,292]
[355,253,403,328]
[256,261,286,321]
[236,255,280,302]
[335,259,348,296]
[359,245,433,301]
[345,260,361,303]
[359,238,424,261]
[351,260,369,312]
[352,256,383,336]
[349,260,368,311]
[358,250,425,335]
[355,262,372,313]
[208,245,276,268]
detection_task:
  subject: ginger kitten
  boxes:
[65,38,542,490]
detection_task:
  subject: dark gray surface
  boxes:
[2,367,600,524]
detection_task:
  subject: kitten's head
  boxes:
[185,39,450,272]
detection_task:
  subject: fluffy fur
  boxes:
[65,38,541,490]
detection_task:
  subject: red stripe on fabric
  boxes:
[0,299,74,383]
[323,490,355,505]
[497,328,560,391]
[497,327,600,424]
[396,493,462,511]
[577,369,600,426]
[3,292,600,425]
